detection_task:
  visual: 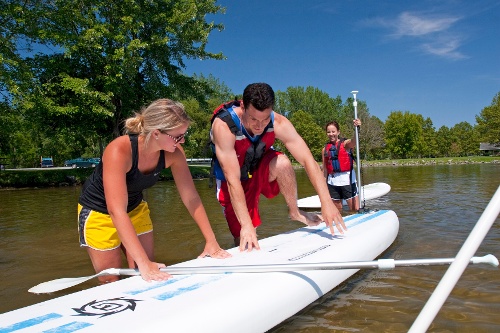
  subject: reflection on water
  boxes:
[0,164,499,332]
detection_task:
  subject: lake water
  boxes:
[0,163,499,332]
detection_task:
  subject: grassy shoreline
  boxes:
[0,165,211,189]
[360,156,500,167]
[1,157,498,189]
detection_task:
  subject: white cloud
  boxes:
[421,37,467,60]
[392,12,460,37]
[367,11,466,59]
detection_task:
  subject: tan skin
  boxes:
[87,124,231,283]
[322,119,362,211]
[212,104,347,252]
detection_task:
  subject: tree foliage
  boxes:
[1,0,225,166]
[384,111,423,159]
[450,121,478,156]
[275,86,342,125]
[436,125,453,157]
[192,73,235,104]
[1,1,498,167]
[359,113,385,160]
[420,117,438,158]
[476,92,500,144]
[287,110,324,161]
[180,74,234,157]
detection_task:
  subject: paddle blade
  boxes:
[29,276,96,294]
[28,269,121,294]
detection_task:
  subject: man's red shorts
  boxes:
[216,149,281,238]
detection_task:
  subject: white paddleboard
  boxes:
[0,210,399,333]
[297,182,391,208]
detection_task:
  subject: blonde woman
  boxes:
[78,99,230,283]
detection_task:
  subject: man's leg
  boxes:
[268,154,323,227]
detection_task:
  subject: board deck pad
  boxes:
[297,182,391,208]
[0,210,399,333]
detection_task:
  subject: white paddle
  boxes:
[29,254,498,294]
[351,90,363,205]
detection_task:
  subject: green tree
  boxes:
[180,75,234,158]
[420,117,438,158]
[1,0,225,166]
[340,99,385,160]
[0,102,13,156]
[384,111,423,159]
[287,110,324,161]
[359,114,385,160]
[450,121,478,156]
[193,73,235,104]
[0,0,34,97]
[181,98,208,158]
[436,125,452,157]
[476,92,500,144]
[275,86,342,127]
[338,97,361,132]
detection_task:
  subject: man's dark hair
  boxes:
[242,83,275,111]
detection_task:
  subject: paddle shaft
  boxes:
[114,255,498,276]
[28,255,497,294]
[351,91,363,205]
[409,185,500,333]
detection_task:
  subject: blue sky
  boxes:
[185,0,500,129]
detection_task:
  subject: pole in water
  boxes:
[351,90,364,211]
[408,185,500,332]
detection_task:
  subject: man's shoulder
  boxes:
[211,117,238,140]
[272,111,286,124]
[272,112,293,132]
[231,105,242,117]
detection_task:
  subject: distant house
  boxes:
[479,143,500,156]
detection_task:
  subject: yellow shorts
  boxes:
[78,201,153,250]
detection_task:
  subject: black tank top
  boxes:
[79,134,165,213]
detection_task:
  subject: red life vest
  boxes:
[210,100,275,181]
[323,139,354,174]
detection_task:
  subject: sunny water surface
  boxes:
[0,163,499,332]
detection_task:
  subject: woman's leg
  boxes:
[345,197,359,211]
[86,247,122,283]
[138,232,155,262]
[332,199,343,211]
[121,232,155,268]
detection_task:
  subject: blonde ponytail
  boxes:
[124,99,190,146]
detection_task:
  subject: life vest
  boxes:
[210,100,275,182]
[323,139,354,174]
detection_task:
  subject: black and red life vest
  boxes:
[323,139,354,174]
[210,100,275,181]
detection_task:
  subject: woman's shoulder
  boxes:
[164,145,187,169]
[102,136,134,172]
[104,135,132,155]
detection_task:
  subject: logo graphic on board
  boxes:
[73,297,142,317]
